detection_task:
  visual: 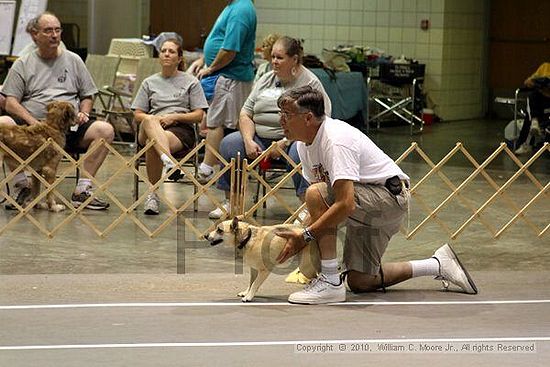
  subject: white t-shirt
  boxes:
[297,116,409,187]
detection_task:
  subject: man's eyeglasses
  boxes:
[278,110,308,120]
[40,27,63,35]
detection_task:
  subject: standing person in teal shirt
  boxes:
[188,0,257,183]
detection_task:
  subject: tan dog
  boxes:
[206,217,320,302]
[0,101,76,212]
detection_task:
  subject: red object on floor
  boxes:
[259,158,272,170]
[422,108,434,125]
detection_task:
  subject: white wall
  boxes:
[255,0,488,121]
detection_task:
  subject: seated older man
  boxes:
[0,11,114,210]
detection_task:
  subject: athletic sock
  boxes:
[160,153,175,169]
[75,178,92,194]
[409,258,440,278]
[321,259,340,284]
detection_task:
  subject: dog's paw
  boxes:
[237,288,250,297]
[241,294,254,302]
[50,204,65,212]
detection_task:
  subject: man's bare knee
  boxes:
[305,183,325,205]
[89,120,115,142]
[142,115,159,129]
[0,116,16,126]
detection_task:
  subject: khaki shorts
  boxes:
[316,181,409,275]
[206,75,252,129]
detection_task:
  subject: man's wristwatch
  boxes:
[79,111,89,118]
[302,227,316,243]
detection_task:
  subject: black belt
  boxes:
[384,175,408,196]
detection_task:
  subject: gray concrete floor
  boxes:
[0,119,549,366]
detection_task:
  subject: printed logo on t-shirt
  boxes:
[312,163,330,184]
[58,69,68,83]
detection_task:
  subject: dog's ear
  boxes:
[46,101,63,124]
[230,216,239,232]
[64,103,76,124]
[46,101,59,115]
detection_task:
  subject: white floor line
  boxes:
[1,337,549,351]
[1,299,550,310]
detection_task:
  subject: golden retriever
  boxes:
[0,101,76,212]
[205,217,320,302]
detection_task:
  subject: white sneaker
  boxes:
[432,244,478,294]
[163,158,176,171]
[208,200,230,219]
[144,192,160,215]
[197,169,214,184]
[514,143,532,155]
[288,274,346,304]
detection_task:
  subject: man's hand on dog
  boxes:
[276,229,306,264]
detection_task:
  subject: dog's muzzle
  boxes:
[209,238,223,246]
[204,234,223,246]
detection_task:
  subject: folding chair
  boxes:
[252,155,300,218]
[253,157,288,208]
[133,123,201,212]
[85,54,121,118]
[367,77,424,135]
[103,57,161,142]
[495,87,530,149]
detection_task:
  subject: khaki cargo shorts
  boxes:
[315,181,409,275]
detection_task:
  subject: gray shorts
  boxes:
[206,75,252,129]
[316,181,409,275]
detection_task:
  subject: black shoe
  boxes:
[168,169,184,181]
[71,189,110,210]
[5,186,31,210]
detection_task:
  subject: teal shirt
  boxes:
[203,0,256,82]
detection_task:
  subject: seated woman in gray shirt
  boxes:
[132,38,208,215]
[209,36,332,219]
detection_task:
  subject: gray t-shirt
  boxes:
[242,67,332,139]
[1,50,97,120]
[131,71,208,115]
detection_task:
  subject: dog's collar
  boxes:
[237,228,252,249]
